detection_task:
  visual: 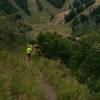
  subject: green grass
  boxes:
[34,58,92,100]
[0,46,99,100]
[0,50,44,100]
[28,23,72,39]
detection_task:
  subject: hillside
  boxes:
[0,49,94,100]
[0,0,99,36]
[0,0,100,100]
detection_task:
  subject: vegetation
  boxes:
[82,0,96,7]
[37,31,100,94]
[0,50,44,100]
[37,32,71,62]
[47,0,66,8]
[36,0,43,11]
[0,0,17,14]
[0,11,33,47]
[0,0,100,100]
[0,12,21,47]
[15,0,30,15]
[39,58,92,100]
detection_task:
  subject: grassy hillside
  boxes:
[0,0,100,100]
[0,50,44,100]
[38,58,93,100]
[0,48,95,100]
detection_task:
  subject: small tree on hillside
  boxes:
[82,0,95,7]
[36,0,43,11]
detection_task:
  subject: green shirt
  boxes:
[27,47,32,54]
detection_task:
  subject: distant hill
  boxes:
[0,0,99,36]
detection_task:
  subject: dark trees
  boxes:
[47,0,66,8]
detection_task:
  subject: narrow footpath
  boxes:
[37,70,57,100]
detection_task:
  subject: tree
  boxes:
[47,0,66,8]
[0,0,17,14]
[73,0,84,13]
[36,0,43,11]
[70,33,100,82]
[15,0,30,15]
[64,9,76,23]
[37,32,72,63]
[80,14,89,24]
[82,0,95,7]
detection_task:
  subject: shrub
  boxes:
[47,0,66,8]
[0,12,25,47]
[82,0,95,7]
[70,33,100,82]
[64,9,76,23]
[37,32,72,63]
[15,0,30,15]
[37,32,100,88]
[0,0,17,14]
[36,0,43,11]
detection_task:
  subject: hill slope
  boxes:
[0,49,94,100]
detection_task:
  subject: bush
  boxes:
[0,0,17,14]
[37,32,100,88]
[37,32,72,63]
[40,58,92,100]
[64,9,77,23]
[70,33,100,82]
[82,0,95,7]
[47,0,66,8]
[36,0,43,11]
[0,12,25,47]
[15,0,30,15]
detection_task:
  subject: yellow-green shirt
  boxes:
[27,47,32,54]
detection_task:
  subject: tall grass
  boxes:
[37,58,92,100]
[0,50,44,100]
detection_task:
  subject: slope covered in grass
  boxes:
[0,50,44,100]
[36,58,93,100]
[0,47,96,100]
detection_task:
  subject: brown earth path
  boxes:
[36,70,58,100]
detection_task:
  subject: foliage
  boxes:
[82,0,95,7]
[80,33,100,78]
[47,0,66,8]
[37,32,100,92]
[64,9,76,23]
[39,58,92,100]
[0,13,18,46]
[0,50,44,100]
[15,0,30,15]
[0,0,17,14]
[36,0,43,11]
[37,32,72,63]
[0,12,26,47]
[73,0,84,13]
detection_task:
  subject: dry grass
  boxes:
[0,47,99,100]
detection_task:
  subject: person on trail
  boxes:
[27,44,32,61]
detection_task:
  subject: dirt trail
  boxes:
[37,70,57,100]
